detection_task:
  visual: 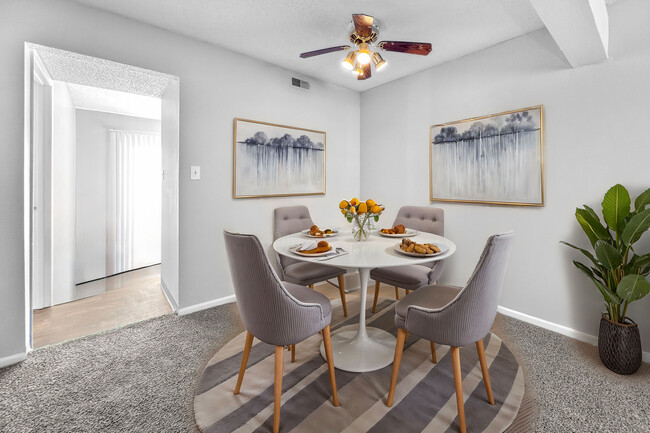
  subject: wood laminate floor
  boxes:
[32,265,171,348]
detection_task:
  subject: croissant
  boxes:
[309,225,323,236]
[300,241,332,254]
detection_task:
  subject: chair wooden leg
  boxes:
[386,328,407,407]
[291,344,296,363]
[451,347,467,433]
[394,286,400,300]
[430,341,437,364]
[322,325,340,407]
[234,331,254,395]
[372,281,380,313]
[309,284,314,289]
[274,346,284,433]
[337,275,348,317]
[406,289,411,295]
[476,340,494,405]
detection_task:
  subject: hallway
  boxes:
[33,265,170,348]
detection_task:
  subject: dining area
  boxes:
[194,201,520,433]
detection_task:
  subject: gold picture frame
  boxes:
[233,118,326,199]
[429,105,544,206]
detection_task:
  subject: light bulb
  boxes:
[342,51,357,70]
[357,43,371,65]
[372,52,387,71]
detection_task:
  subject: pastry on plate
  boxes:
[399,238,441,255]
[309,225,335,237]
[381,224,406,235]
[299,240,332,254]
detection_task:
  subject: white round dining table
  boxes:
[272,230,456,373]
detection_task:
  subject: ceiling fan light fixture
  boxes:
[354,66,364,77]
[342,51,357,70]
[357,43,371,65]
[372,52,386,70]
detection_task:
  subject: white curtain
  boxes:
[107,131,162,275]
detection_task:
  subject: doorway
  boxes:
[25,44,180,349]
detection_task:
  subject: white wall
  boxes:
[75,109,161,285]
[360,0,650,353]
[51,82,76,305]
[0,0,360,360]
[161,80,180,307]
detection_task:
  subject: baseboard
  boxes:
[0,352,27,369]
[497,306,650,363]
[160,279,178,312]
[177,294,236,316]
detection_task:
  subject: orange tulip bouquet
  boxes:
[339,198,384,241]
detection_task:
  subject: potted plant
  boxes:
[561,184,650,374]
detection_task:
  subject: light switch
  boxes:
[191,166,201,180]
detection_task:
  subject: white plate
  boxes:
[301,229,339,238]
[393,242,448,257]
[379,229,420,238]
[290,245,334,257]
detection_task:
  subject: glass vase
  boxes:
[352,215,373,241]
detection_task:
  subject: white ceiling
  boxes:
[70,0,550,92]
[29,43,174,97]
[29,44,166,119]
[67,84,162,120]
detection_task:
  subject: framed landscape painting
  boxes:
[430,105,544,206]
[233,118,326,198]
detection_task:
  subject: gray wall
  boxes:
[360,0,650,353]
[0,0,360,360]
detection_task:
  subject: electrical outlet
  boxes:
[191,166,201,180]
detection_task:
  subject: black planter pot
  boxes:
[598,315,642,375]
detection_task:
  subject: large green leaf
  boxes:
[575,207,611,246]
[594,240,623,270]
[621,208,650,246]
[634,188,650,212]
[602,184,631,234]
[560,241,599,267]
[626,253,650,276]
[616,274,650,303]
[573,260,595,279]
[583,205,602,222]
[573,261,621,304]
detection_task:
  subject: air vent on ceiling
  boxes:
[291,77,310,91]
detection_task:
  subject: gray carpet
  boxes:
[1,300,649,432]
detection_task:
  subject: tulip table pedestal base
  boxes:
[319,267,397,372]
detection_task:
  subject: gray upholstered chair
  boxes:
[371,206,445,313]
[274,205,348,317]
[386,232,514,433]
[223,231,339,433]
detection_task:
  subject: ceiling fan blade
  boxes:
[357,62,371,80]
[352,14,374,38]
[378,41,432,56]
[300,45,350,58]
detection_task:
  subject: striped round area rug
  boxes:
[194,296,524,433]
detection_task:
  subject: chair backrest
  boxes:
[223,230,325,345]
[394,206,444,272]
[408,232,514,347]
[273,206,315,270]
[393,206,444,236]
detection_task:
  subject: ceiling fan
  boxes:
[299,14,432,81]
